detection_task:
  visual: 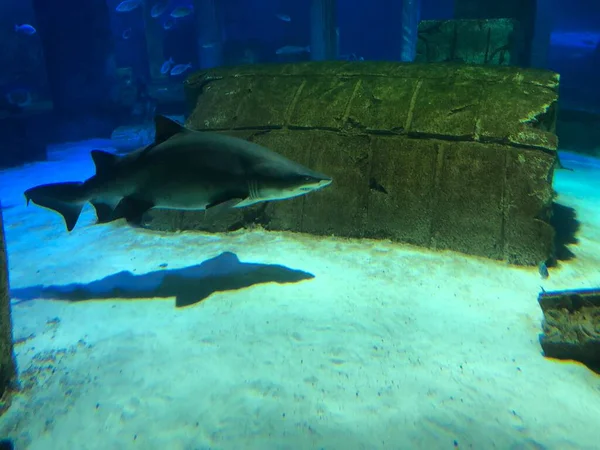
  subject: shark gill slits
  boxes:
[248,180,259,199]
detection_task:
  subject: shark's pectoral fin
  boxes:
[204,197,245,219]
[90,202,116,224]
[206,197,244,210]
[113,196,154,227]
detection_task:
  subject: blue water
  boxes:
[0,0,599,449]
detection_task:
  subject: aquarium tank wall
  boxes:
[0,0,597,160]
[0,0,599,449]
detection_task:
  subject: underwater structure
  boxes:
[0,207,15,411]
[310,0,337,62]
[539,289,600,373]
[0,0,51,168]
[416,18,523,65]
[453,0,536,67]
[400,0,420,61]
[142,61,559,266]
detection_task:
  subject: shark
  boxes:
[24,115,332,231]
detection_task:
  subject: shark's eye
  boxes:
[303,177,312,182]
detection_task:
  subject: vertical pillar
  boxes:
[400,0,421,62]
[530,0,553,69]
[194,0,223,69]
[310,0,337,61]
[143,3,166,80]
[0,206,16,411]
[32,0,114,114]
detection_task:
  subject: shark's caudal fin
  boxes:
[24,182,85,231]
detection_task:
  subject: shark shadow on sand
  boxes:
[10,252,315,308]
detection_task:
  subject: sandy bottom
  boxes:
[0,142,598,449]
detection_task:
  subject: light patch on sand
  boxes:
[0,144,598,449]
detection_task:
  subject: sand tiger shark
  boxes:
[24,115,332,231]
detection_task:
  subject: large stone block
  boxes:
[146,61,559,266]
[416,19,522,65]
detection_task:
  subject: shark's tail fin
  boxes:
[24,182,86,231]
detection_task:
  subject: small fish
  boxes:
[170,5,193,18]
[6,88,32,107]
[201,42,217,49]
[14,24,36,35]
[276,45,310,55]
[170,63,192,76]
[160,57,174,75]
[150,1,169,18]
[276,13,291,22]
[163,18,175,30]
[116,0,142,12]
[538,261,549,279]
[122,28,132,39]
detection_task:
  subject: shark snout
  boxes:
[313,177,332,190]
[302,171,332,191]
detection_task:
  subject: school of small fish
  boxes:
[114,0,194,32]
[170,5,193,18]
[115,0,142,13]
[6,89,32,107]
[169,63,192,76]
[14,24,36,35]
[150,1,169,18]
[111,3,308,59]
[163,18,175,30]
[160,57,174,75]
[6,5,371,122]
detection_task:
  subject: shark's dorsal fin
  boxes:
[154,115,187,145]
[91,150,120,176]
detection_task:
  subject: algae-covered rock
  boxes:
[416,19,522,66]
[538,289,600,373]
[146,61,559,265]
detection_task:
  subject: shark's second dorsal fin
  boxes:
[91,150,120,176]
[154,115,187,145]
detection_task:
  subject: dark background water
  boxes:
[0,0,598,165]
